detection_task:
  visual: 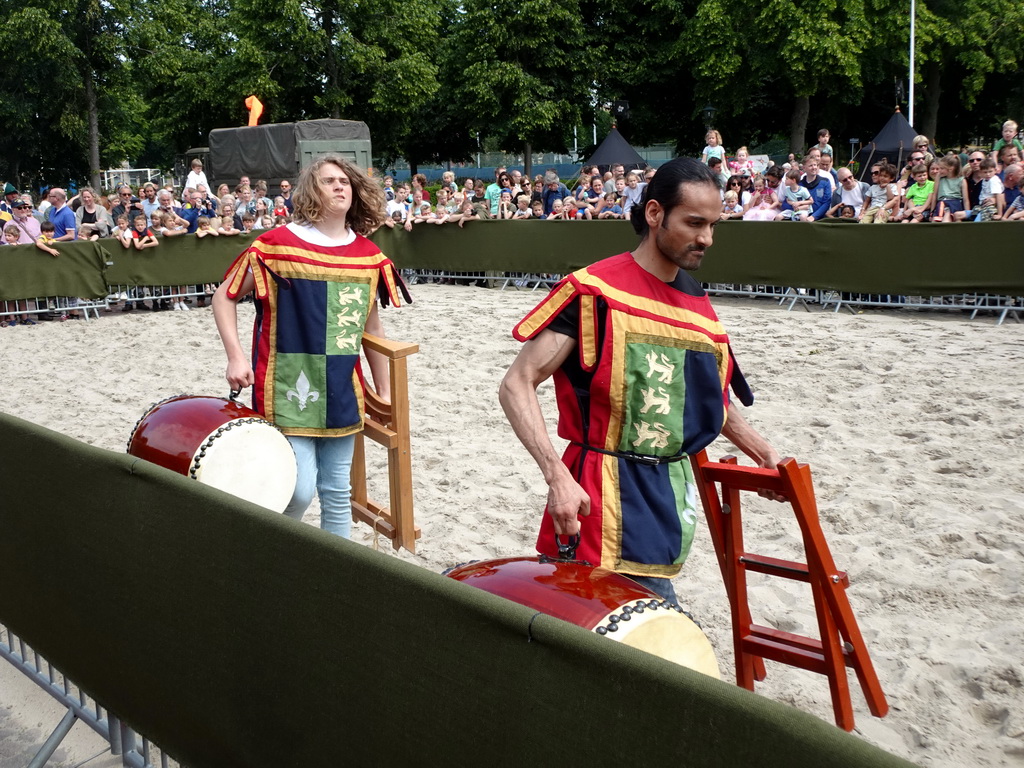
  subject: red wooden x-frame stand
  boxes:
[691,451,889,731]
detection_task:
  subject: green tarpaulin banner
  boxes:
[0,222,1020,300]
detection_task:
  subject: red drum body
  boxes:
[127,395,298,513]
[446,557,719,678]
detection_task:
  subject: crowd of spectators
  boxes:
[703,123,1024,223]
[1,122,1020,323]
[379,165,656,230]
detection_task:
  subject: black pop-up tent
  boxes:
[584,126,648,174]
[852,108,933,180]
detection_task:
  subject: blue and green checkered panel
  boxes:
[271,278,370,430]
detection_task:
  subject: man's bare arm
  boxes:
[498,329,591,534]
[720,406,786,501]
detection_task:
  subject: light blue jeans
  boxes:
[284,434,356,538]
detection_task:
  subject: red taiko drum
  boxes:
[446,557,719,677]
[127,395,297,513]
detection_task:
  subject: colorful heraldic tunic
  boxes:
[222,225,408,437]
[513,253,749,578]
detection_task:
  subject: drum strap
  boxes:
[571,441,687,466]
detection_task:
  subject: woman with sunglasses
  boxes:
[726,175,751,208]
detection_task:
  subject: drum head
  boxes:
[610,608,720,679]
[193,420,297,513]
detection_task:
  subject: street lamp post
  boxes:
[702,104,717,130]
[909,0,916,127]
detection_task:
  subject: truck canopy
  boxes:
[208,119,371,187]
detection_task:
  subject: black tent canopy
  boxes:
[852,109,933,180]
[583,126,647,174]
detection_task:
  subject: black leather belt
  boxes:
[571,441,687,466]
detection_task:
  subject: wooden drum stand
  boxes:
[691,451,889,731]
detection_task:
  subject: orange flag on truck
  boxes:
[245,95,264,126]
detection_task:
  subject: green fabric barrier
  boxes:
[1,223,1020,300]
[0,241,109,300]
[103,233,259,287]
[374,220,1024,295]
[0,412,917,768]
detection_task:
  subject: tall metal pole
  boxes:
[908,0,916,128]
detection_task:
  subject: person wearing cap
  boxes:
[8,198,41,244]
[0,183,19,221]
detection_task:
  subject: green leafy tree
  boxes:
[447,0,591,175]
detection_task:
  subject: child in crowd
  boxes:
[383,176,395,202]
[155,211,187,237]
[240,214,256,233]
[36,221,61,257]
[113,214,132,247]
[621,171,646,217]
[152,211,189,309]
[273,196,288,218]
[899,164,934,223]
[573,174,592,203]
[775,170,812,220]
[462,178,477,201]
[431,202,450,225]
[259,214,274,229]
[77,224,100,241]
[596,192,622,219]
[130,214,158,250]
[973,158,1005,221]
[721,190,743,219]
[530,200,545,220]
[3,224,20,246]
[729,146,755,177]
[547,198,566,220]
[439,189,459,216]
[457,199,480,228]
[274,215,288,227]
[742,175,778,221]
[218,211,241,235]
[195,216,219,238]
[496,189,516,220]
[702,130,726,166]
[564,197,591,220]
[859,163,898,223]
[991,120,1022,162]
[512,195,533,219]
[840,205,857,219]
[196,214,220,296]
[932,156,968,222]
[441,171,458,194]
[814,129,833,157]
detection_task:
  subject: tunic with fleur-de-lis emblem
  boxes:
[513,253,752,577]
[222,225,410,437]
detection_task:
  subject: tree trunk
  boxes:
[920,59,941,144]
[789,94,810,155]
[86,74,101,190]
[523,141,532,181]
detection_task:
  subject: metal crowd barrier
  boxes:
[1,622,181,767]
[0,285,216,325]
[395,273,1022,324]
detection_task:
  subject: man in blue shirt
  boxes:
[799,157,832,222]
[47,188,77,241]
